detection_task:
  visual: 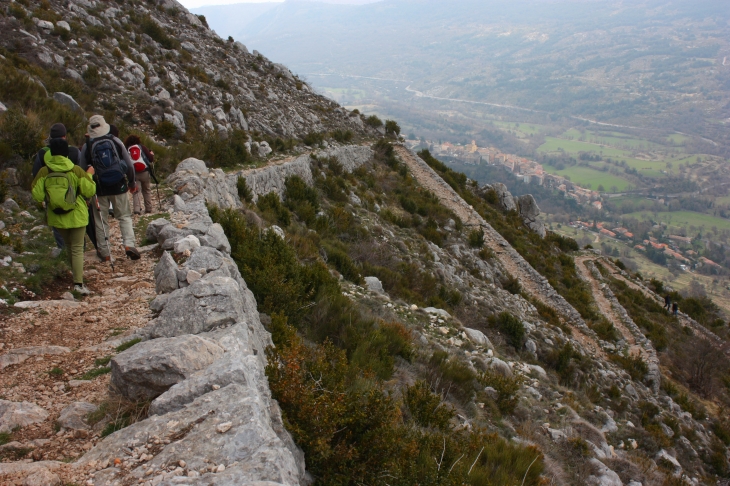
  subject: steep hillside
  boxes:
[0,0,729,485]
[0,0,375,177]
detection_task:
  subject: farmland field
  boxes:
[542,164,632,192]
[621,210,730,232]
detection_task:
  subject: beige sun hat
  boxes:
[87,114,110,139]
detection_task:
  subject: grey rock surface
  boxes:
[463,328,492,348]
[57,402,97,430]
[492,183,516,212]
[111,334,225,401]
[0,400,48,433]
[149,276,247,338]
[52,92,83,113]
[515,194,546,238]
[364,276,384,293]
[79,385,301,485]
[154,251,179,294]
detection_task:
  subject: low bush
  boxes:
[609,353,648,381]
[404,381,454,431]
[236,176,253,203]
[257,192,291,226]
[490,311,525,350]
[468,228,485,248]
[365,115,383,128]
[478,370,522,414]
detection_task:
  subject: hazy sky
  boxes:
[179,0,282,8]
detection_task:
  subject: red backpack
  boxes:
[128,144,148,172]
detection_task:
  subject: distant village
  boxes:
[406,139,604,210]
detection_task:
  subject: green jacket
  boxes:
[31,153,96,229]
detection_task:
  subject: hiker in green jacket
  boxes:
[31,139,97,295]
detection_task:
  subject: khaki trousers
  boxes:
[133,170,153,213]
[93,193,136,258]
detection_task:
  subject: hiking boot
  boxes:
[134,210,142,215]
[125,246,141,260]
[97,250,110,262]
[108,209,115,218]
[73,284,92,296]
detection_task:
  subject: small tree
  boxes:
[468,228,485,248]
[365,115,383,128]
[384,119,401,138]
[237,176,253,203]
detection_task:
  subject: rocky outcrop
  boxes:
[168,145,373,206]
[515,194,546,238]
[79,190,306,485]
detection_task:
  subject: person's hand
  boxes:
[87,166,95,175]
[149,151,154,156]
[129,185,138,194]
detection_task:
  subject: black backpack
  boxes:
[88,136,127,186]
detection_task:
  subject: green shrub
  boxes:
[87,25,107,41]
[257,192,291,226]
[490,312,525,350]
[236,176,253,203]
[196,14,209,28]
[153,120,176,139]
[590,318,619,342]
[468,228,485,248]
[302,131,325,147]
[0,108,44,161]
[610,354,648,381]
[544,343,582,384]
[384,119,401,138]
[202,130,250,168]
[365,115,383,128]
[323,244,362,284]
[478,370,522,414]
[501,275,522,295]
[140,16,178,49]
[82,65,102,87]
[404,381,454,431]
[331,129,353,143]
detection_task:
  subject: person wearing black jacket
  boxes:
[32,123,97,250]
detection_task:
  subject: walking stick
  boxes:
[94,195,115,272]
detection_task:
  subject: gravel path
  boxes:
[0,194,163,485]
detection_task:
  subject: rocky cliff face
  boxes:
[0,0,372,145]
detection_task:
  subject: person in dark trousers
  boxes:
[672,302,679,316]
[664,294,671,311]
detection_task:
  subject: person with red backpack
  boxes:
[124,134,155,215]
[79,115,141,262]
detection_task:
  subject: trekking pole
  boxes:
[149,164,162,212]
[94,195,115,272]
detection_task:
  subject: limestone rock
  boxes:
[0,400,48,433]
[199,223,231,254]
[488,357,512,377]
[492,183,516,212]
[0,346,71,370]
[586,458,622,486]
[146,218,170,242]
[149,352,260,416]
[23,468,61,486]
[149,275,248,338]
[364,276,384,293]
[57,402,97,430]
[79,385,302,485]
[173,234,201,254]
[111,334,225,401]
[463,328,492,348]
[515,194,546,238]
[52,92,83,113]
[154,251,179,294]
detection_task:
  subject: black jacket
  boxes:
[32,145,80,178]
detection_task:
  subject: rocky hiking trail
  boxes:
[0,201,160,485]
[394,145,607,358]
[600,258,730,356]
